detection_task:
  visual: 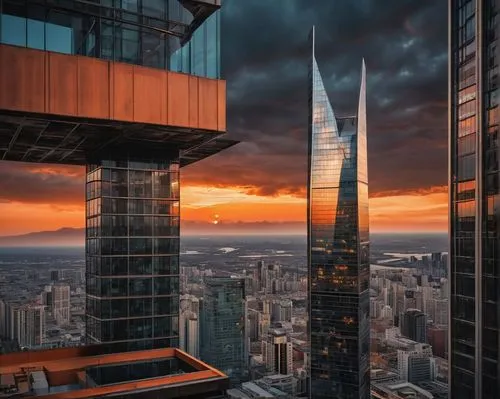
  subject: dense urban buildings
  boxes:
[307,26,370,398]
[0,0,236,351]
[0,345,229,399]
[449,0,499,398]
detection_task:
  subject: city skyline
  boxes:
[0,0,449,237]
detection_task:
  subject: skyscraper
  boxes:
[262,327,293,375]
[52,284,71,326]
[449,0,499,398]
[0,0,236,352]
[307,27,370,399]
[11,304,45,349]
[200,277,248,386]
[400,309,427,344]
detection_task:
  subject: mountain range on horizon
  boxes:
[0,224,447,247]
[0,222,305,247]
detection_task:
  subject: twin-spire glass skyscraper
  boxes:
[307,27,370,399]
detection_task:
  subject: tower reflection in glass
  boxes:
[307,26,370,399]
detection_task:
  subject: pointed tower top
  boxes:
[309,26,315,56]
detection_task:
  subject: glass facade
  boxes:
[0,0,220,78]
[85,155,180,351]
[200,277,248,386]
[449,0,499,398]
[307,27,370,399]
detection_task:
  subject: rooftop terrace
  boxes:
[0,345,228,399]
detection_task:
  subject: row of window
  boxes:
[87,215,179,237]
[86,254,179,276]
[87,237,180,256]
[87,296,179,319]
[0,0,220,78]
[87,316,179,341]
[86,180,179,201]
[87,275,179,297]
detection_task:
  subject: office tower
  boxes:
[0,299,6,338]
[427,326,447,359]
[262,327,293,375]
[185,316,199,358]
[380,305,394,321]
[271,299,292,323]
[0,0,236,351]
[50,270,59,282]
[307,26,370,398]
[52,284,71,326]
[257,260,266,291]
[200,277,248,385]
[430,298,448,326]
[449,0,498,397]
[41,289,53,308]
[0,346,229,399]
[11,304,45,349]
[248,309,260,341]
[400,309,427,344]
[180,312,200,359]
[403,290,417,311]
[397,343,436,383]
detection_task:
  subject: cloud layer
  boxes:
[0,0,449,234]
[184,0,448,196]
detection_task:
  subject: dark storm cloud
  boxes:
[184,0,449,196]
[0,0,449,204]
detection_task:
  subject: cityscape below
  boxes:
[0,233,449,398]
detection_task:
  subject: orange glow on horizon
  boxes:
[0,185,448,236]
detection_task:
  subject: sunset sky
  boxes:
[0,0,448,236]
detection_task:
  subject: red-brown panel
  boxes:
[133,66,165,124]
[198,78,218,131]
[0,45,45,113]
[113,63,135,122]
[77,57,110,119]
[48,52,78,116]
[217,80,226,132]
[167,72,190,127]
[188,76,199,127]
[46,370,78,387]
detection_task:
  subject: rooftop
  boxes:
[0,345,228,399]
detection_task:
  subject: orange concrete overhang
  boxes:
[0,44,238,166]
[0,346,228,399]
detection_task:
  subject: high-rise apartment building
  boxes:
[307,26,370,398]
[51,284,71,326]
[262,327,293,375]
[200,277,248,386]
[10,304,45,349]
[270,299,292,323]
[449,0,498,397]
[0,0,235,352]
[400,309,427,344]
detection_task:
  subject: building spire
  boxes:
[310,25,315,56]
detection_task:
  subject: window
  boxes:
[1,14,26,47]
